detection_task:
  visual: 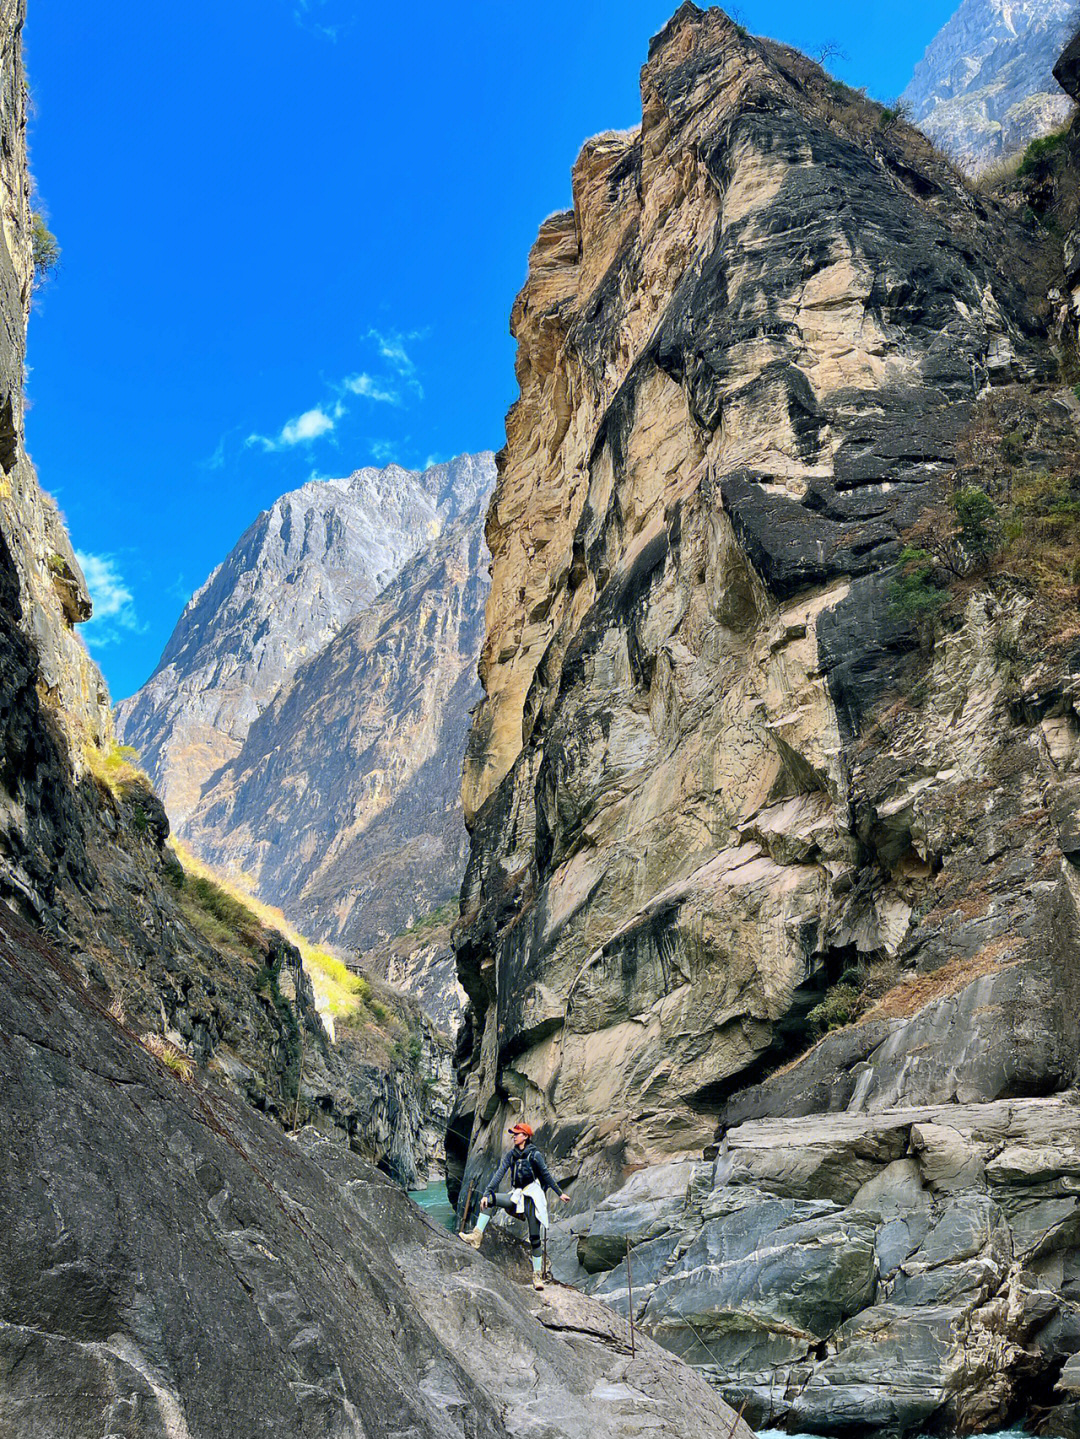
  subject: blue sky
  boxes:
[24,0,957,700]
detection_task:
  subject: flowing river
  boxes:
[408,1179,457,1231]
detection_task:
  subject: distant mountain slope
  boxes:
[902,0,1077,172]
[115,453,494,823]
[184,491,491,952]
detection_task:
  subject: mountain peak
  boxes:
[902,0,1077,172]
[116,451,496,824]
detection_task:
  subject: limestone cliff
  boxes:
[185,490,491,955]
[902,0,1077,173]
[116,453,494,825]
[452,7,1080,1428]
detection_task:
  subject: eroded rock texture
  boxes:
[186,492,491,952]
[455,0,1052,1202]
[559,1098,1080,1433]
[902,0,1076,175]
[0,907,755,1439]
[453,8,1080,1428]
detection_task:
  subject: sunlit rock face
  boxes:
[116,453,494,826]
[185,492,492,952]
[452,1,1054,1211]
[902,0,1076,173]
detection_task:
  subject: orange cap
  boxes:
[509,1121,534,1138]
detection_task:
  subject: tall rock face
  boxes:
[184,491,491,955]
[456,1,1050,1208]
[115,453,494,825]
[455,9,1080,1430]
[0,0,108,758]
[901,0,1076,173]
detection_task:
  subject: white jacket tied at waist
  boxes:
[510,1180,549,1230]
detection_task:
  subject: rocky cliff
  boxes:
[185,490,491,955]
[452,5,1080,1428]
[902,0,1077,173]
[0,0,442,1189]
[115,452,494,825]
[0,900,756,1439]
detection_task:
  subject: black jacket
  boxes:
[484,1143,563,1203]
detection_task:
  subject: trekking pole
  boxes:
[292,952,305,1130]
[626,1236,635,1357]
[543,1226,550,1281]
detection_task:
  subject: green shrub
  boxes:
[1017,129,1068,177]
[951,486,998,561]
[807,983,860,1034]
[31,211,59,286]
[890,546,948,620]
[1001,430,1025,465]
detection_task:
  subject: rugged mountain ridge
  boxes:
[902,0,1077,173]
[185,489,491,956]
[451,4,1080,1428]
[116,452,494,825]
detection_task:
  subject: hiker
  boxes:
[461,1121,570,1290]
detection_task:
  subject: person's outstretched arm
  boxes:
[532,1151,567,1199]
[482,1152,511,1206]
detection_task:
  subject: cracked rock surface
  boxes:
[0,908,754,1439]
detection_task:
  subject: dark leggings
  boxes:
[490,1193,542,1255]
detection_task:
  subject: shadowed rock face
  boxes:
[0,906,755,1439]
[185,492,492,953]
[454,1,1053,1211]
[116,453,494,826]
[902,0,1077,175]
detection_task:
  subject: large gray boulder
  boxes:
[0,907,754,1439]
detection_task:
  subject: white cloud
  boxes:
[343,372,398,404]
[365,328,424,397]
[369,440,399,465]
[247,405,336,452]
[75,551,144,648]
[280,407,335,444]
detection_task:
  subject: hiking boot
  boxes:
[461,1228,484,1250]
[532,1273,545,1291]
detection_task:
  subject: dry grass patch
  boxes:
[861,942,1017,1023]
[141,1032,195,1082]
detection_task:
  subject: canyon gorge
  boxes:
[4,0,1080,1435]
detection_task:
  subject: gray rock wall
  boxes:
[0,902,756,1439]
[902,0,1077,174]
[454,0,1053,1211]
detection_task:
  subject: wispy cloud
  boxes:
[369,440,399,465]
[243,329,426,463]
[247,405,337,452]
[366,328,424,397]
[75,551,144,648]
[343,372,398,404]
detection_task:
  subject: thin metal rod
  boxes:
[626,1235,636,1357]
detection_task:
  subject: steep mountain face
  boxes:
[185,491,491,954]
[901,0,1077,173]
[115,453,494,825]
[451,5,1080,1428]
